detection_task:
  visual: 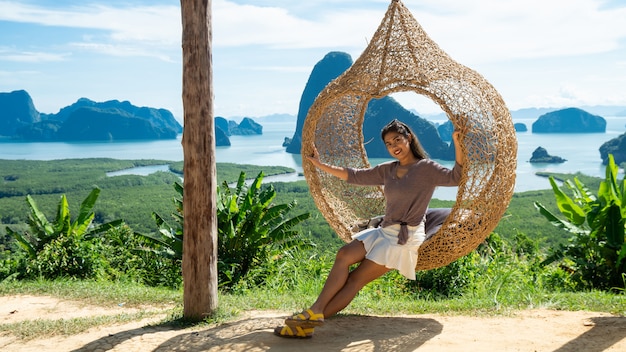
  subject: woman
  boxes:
[274,119,465,339]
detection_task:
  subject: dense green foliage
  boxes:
[2,187,181,287]
[1,158,624,300]
[216,172,313,289]
[535,155,626,290]
[137,173,314,290]
[0,159,296,235]
[136,182,184,261]
[5,188,122,279]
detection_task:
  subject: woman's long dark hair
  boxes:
[381,119,429,160]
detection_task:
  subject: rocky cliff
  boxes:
[286,51,453,160]
[286,51,353,154]
[529,147,566,163]
[599,133,626,165]
[0,90,40,136]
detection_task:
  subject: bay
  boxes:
[1,118,625,201]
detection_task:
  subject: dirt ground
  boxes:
[1,295,625,352]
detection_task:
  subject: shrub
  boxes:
[5,188,123,280]
[535,154,626,291]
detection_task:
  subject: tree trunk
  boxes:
[180,0,217,320]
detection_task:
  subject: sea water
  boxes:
[1,118,625,200]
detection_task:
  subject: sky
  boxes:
[1,0,626,124]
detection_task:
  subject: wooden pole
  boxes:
[180,0,217,320]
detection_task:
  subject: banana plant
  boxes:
[534,154,626,290]
[6,187,123,259]
[138,173,313,289]
[137,182,184,260]
[217,171,312,288]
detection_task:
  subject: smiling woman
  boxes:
[301,0,517,271]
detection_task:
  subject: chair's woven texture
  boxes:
[301,0,517,271]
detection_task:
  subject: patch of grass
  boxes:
[0,279,181,308]
[0,310,165,341]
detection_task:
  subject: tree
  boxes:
[180,0,217,320]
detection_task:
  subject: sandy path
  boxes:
[1,295,625,351]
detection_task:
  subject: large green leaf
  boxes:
[54,194,71,234]
[605,154,621,199]
[84,219,124,240]
[604,204,625,250]
[5,226,37,258]
[548,177,586,225]
[570,178,596,204]
[26,195,54,236]
[534,201,588,235]
[73,188,100,236]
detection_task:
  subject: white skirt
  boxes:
[352,222,425,280]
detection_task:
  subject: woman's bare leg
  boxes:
[308,240,367,314]
[321,259,389,318]
[307,240,390,318]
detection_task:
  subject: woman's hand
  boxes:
[452,130,461,142]
[305,143,349,180]
[305,144,322,167]
[452,130,465,166]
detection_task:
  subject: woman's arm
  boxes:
[305,144,349,181]
[452,131,465,166]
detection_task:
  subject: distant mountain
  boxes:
[0,91,182,141]
[214,116,264,146]
[234,114,296,125]
[55,107,178,141]
[43,97,182,134]
[0,90,40,136]
[532,107,605,133]
[230,117,262,135]
[286,51,453,160]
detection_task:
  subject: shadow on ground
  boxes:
[553,316,626,352]
[71,314,443,352]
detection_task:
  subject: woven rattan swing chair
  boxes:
[302,0,517,271]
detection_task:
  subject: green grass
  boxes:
[1,277,624,341]
[0,279,181,308]
[1,311,165,341]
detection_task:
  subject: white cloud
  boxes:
[0,49,67,62]
[212,1,381,49]
[2,0,625,63]
[402,0,626,63]
[0,1,181,49]
[69,42,176,62]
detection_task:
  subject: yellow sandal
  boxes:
[274,325,314,339]
[285,308,325,327]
